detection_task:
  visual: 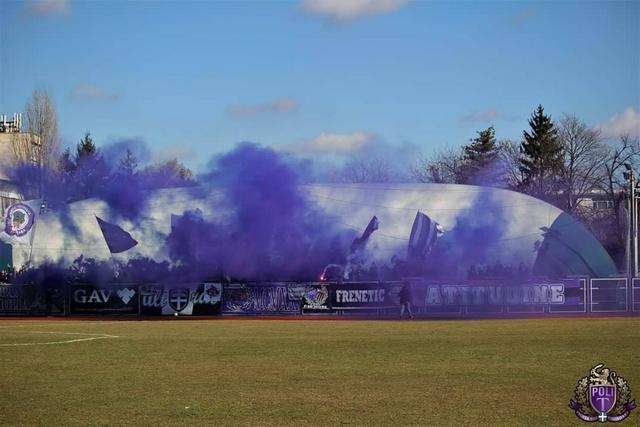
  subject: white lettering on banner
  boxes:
[73,289,111,304]
[532,285,547,303]
[471,287,484,305]
[441,286,458,305]
[459,286,472,305]
[0,287,24,298]
[487,286,502,304]
[505,286,520,305]
[550,285,564,303]
[426,286,441,305]
[421,284,567,305]
[336,289,386,304]
[141,285,221,308]
[142,288,165,307]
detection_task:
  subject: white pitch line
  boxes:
[0,321,125,329]
[0,331,119,347]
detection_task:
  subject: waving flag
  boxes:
[350,216,379,252]
[1,200,40,245]
[96,216,138,254]
[408,211,443,259]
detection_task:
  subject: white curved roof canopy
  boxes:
[21,183,616,278]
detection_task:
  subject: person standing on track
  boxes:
[399,283,413,320]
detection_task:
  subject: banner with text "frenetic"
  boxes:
[330,282,405,309]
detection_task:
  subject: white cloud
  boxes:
[461,109,516,123]
[290,131,376,155]
[26,0,70,17]
[511,8,535,26]
[597,107,640,139]
[300,0,409,23]
[152,145,196,163]
[227,97,299,118]
[71,83,119,101]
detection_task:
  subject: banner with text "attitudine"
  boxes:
[408,279,584,309]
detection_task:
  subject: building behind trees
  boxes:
[0,113,41,213]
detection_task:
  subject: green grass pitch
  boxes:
[0,317,638,426]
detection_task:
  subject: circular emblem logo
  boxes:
[5,203,35,237]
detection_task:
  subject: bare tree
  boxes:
[140,158,195,188]
[497,139,525,189]
[12,89,60,169]
[599,135,640,241]
[577,134,640,267]
[558,114,607,213]
[411,148,464,184]
[602,135,640,209]
[338,156,393,183]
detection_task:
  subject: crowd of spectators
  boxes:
[0,266,17,283]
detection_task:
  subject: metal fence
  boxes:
[590,278,628,313]
[632,278,640,313]
[1,278,639,317]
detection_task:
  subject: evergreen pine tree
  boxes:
[461,126,499,184]
[519,105,563,199]
[58,148,76,174]
[119,148,138,177]
[75,131,97,163]
[71,131,110,200]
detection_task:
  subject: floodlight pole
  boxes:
[635,177,638,279]
[625,164,637,278]
[631,172,638,278]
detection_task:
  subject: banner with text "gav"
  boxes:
[69,284,139,315]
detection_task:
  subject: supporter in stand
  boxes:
[399,283,413,320]
[0,266,15,283]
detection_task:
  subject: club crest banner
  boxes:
[0,200,41,270]
[302,284,331,311]
[1,201,39,242]
[140,283,222,316]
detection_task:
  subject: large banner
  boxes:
[69,284,139,315]
[0,284,65,315]
[409,279,582,313]
[0,284,43,315]
[140,283,222,316]
[330,282,404,309]
[411,283,565,305]
[222,283,301,314]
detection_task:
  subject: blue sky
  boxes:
[1,0,639,170]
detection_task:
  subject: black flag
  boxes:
[96,216,138,254]
[350,216,379,252]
